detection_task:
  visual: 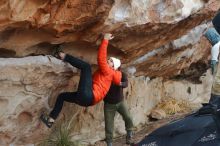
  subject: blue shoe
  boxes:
[106,142,112,146]
[126,131,134,144]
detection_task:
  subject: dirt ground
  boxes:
[93,113,188,146]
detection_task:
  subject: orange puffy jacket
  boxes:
[92,39,122,105]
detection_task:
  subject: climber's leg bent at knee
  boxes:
[41,54,93,128]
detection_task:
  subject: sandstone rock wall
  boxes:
[0,56,76,145]
[0,0,219,77]
[0,0,219,145]
[0,56,213,145]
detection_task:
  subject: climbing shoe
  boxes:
[40,113,54,128]
[106,142,112,146]
[52,44,63,59]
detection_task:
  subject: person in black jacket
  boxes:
[104,71,134,146]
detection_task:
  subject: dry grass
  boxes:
[154,97,192,115]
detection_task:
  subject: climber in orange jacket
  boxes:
[40,33,122,128]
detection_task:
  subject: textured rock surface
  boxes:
[0,57,212,145]
[0,0,219,77]
[0,0,219,145]
[0,56,76,145]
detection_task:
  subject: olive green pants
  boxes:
[104,101,134,143]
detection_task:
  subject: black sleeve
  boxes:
[121,72,128,88]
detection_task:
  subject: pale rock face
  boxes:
[0,0,219,145]
[0,56,76,145]
[69,72,212,145]
[172,23,209,49]
[107,0,204,25]
[0,56,213,145]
